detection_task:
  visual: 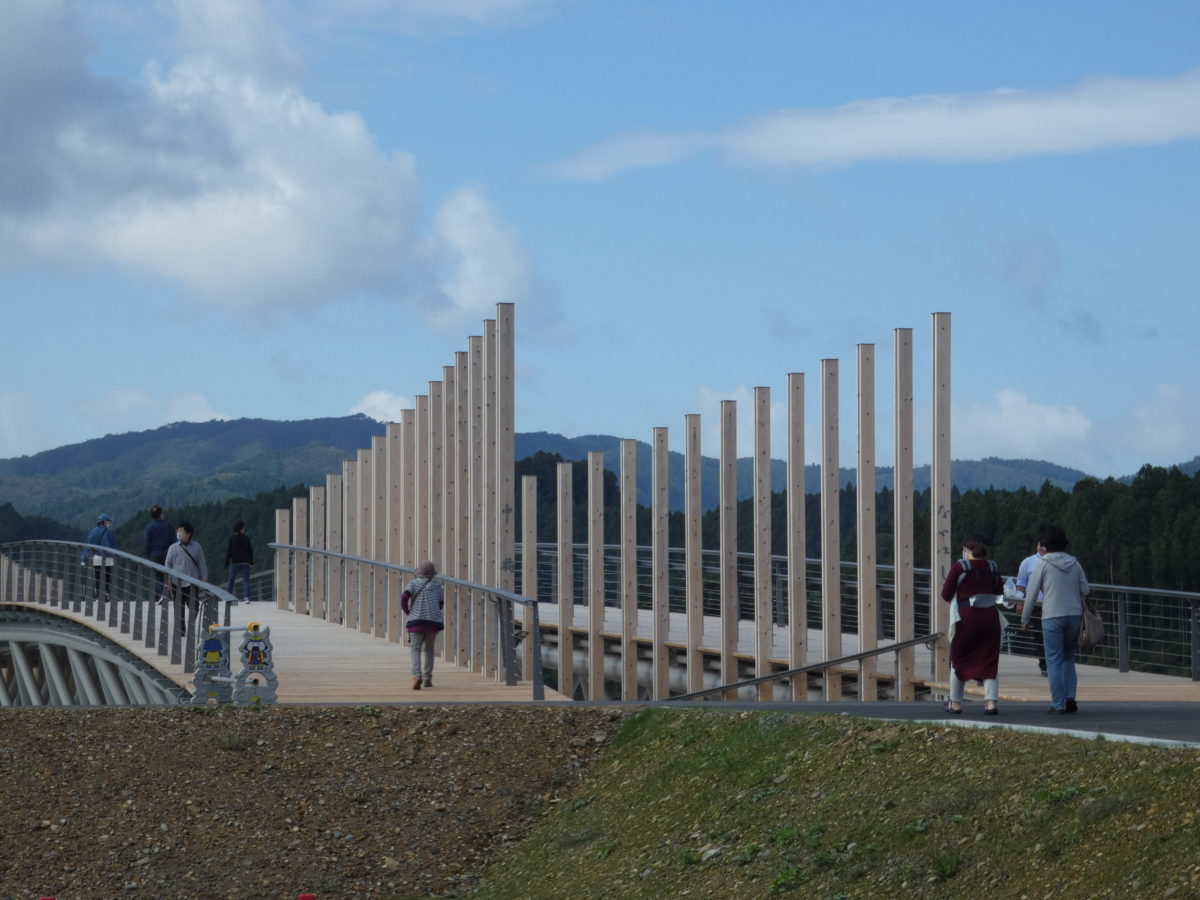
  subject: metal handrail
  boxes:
[270,542,545,700]
[0,539,241,682]
[665,632,945,702]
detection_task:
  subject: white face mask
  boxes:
[177,532,188,542]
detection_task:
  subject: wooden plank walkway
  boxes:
[19,598,1199,704]
[14,601,561,704]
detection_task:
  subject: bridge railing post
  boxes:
[1117,591,1129,673]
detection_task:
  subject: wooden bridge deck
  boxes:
[17,601,560,704]
[21,598,1198,705]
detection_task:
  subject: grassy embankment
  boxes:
[476,709,1200,899]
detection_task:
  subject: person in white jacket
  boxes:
[1020,524,1089,715]
[165,521,208,636]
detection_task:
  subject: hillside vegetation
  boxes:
[2,706,1196,899]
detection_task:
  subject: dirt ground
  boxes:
[0,704,627,899]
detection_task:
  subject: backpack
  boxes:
[955,558,1000,608]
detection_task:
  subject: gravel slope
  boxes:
[0,705,625,899]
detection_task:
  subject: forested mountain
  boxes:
[1,418,1095,531]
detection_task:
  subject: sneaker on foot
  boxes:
[423,679,433,688]
[1065,698,1078,713]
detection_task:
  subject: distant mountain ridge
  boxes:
[0,416,1144,529]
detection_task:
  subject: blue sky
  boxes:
[2,0,1198,478]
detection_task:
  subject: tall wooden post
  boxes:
[455,350,471,667]
[441,365,457,659]
[754,387,773,700]
[932,312,953,683]
[371,434,387,638]
[557,460,575,698]
[274,508,291,612]
[856,345,878,700]
[414,395,429,569]
[342,458,358,630]
[587,450,605,700]
[482,319,498,676]
[385,422,402,643]
[428,380,444,588]
[651,427,669,700]
[684,414,703,694]
[309,485,326,620]
[468,335,485,671]
[292,497,309,615]
[787,373,806,699]
[720,400,738,695]
[521,474,538,682]
[357,447,372,635]
[894,328,916,699]
[821,359,842,700]
[400,409,416,570]
[326,472,342,624]
[496,303,516,593]
[620,439,638,700]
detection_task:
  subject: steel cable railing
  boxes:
[0,540,240,682]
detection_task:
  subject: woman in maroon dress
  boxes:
[940,534,1004,715]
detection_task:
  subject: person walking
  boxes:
[165,521,209,636]
[80,513,118,601]
[1015,536,1048,677]
[224,521,254,603]
[142,505,174,600]
[1021,524,1089,715]
[401,560,444,690]
[940,533,1004,715]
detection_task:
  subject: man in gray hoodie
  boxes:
[1020,524,1090,715]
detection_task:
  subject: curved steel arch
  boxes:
[0,607,186,707]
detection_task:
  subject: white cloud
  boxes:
[351,390,413,423]
[164,392,230,423]
[0,393,45,458]
[101,389,153,416]
[550,68,1200,180]
[328,0,561,33]
[954,389,1091,462]
[432,187,565,331]
[0,1,554,324]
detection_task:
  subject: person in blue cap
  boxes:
[81,513,119,601]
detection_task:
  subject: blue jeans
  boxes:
[227,563,251,601]
[1042,615,1081,709]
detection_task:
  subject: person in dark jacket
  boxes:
[401,560,445,690]
[81,513,118,601]
[940,533,1004,715]
[224,521,254,603]
[142,505,174,599]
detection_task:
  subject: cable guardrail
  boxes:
[0,539,243,691]
[270,543,545,700]
[665,632,946,702]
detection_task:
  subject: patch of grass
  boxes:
[474,708,1200,899]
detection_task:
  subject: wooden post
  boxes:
[587,450,605,700]
[787,373,806,699]
[309,485,326,620]
[684,414,703,694]
[274,509,291,611]
[651,427,669,700]
[754,387,773,700]
[401,409,416,571]
[620,438,638,700]
[482,319,498,677]
[441,365,457,659]
[557,460,575,699]
[522,474,538,682]
[455,350,471,667]
[496,303,516,593]
[385,422,402,643]
[342,458,358,630]
[857,345,878,700]
[821,359,842,700]
[468,335,485,672]
[932,312,952,683]
[720,400,738,696]
[894,328,916,700]
[371,434,387,639]
[357,447,372,635]
[414,395,429,569]
[326,473,343,624]
[428,380,444,584]
[292,496,309,615]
